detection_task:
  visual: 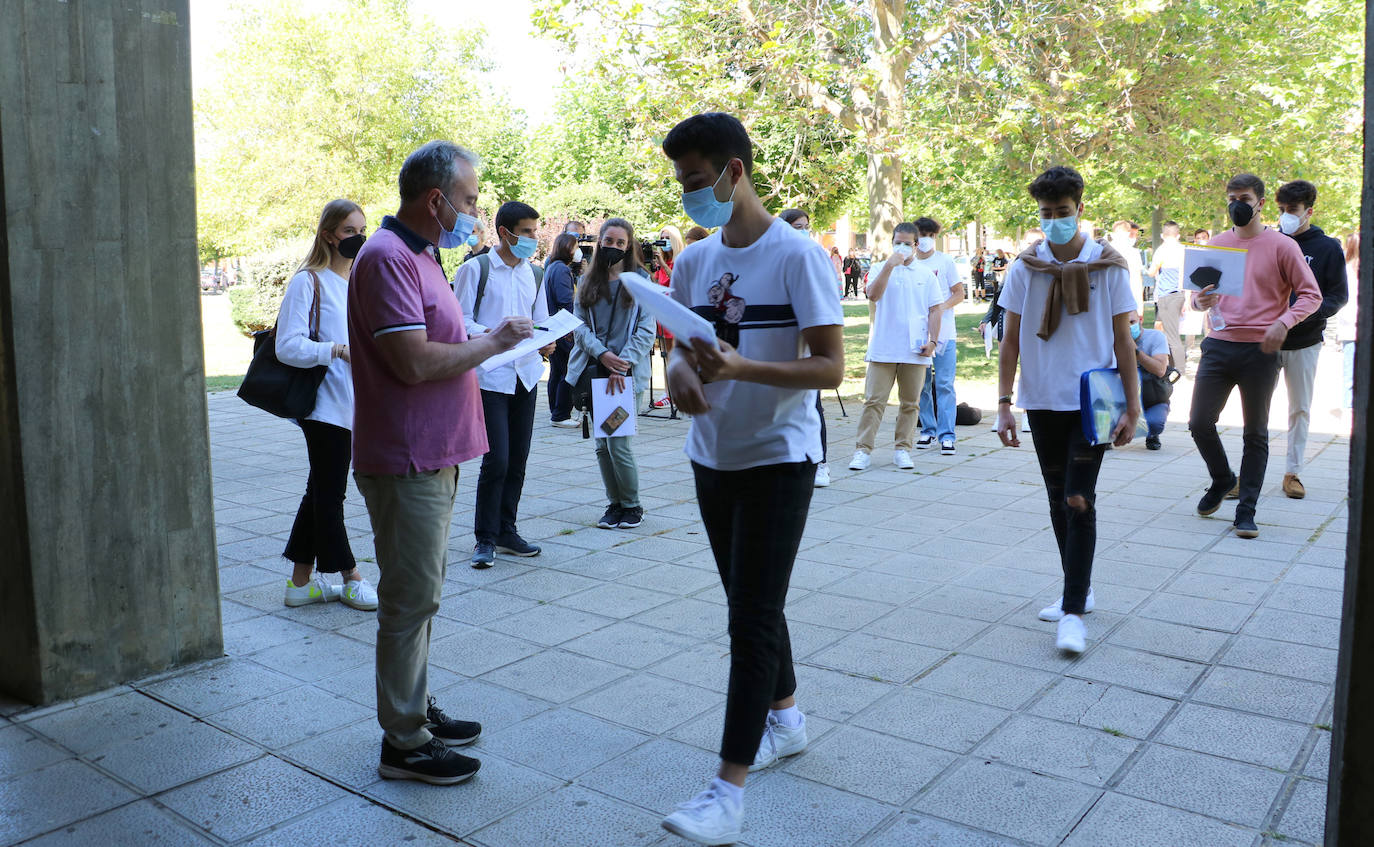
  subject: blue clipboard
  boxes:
[1079,367,1145,446]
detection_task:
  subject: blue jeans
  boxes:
[1344,341,1356,409]
[1143,403,1169,437]
[919,342,958,441]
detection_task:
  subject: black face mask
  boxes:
[1228,200,1256,227]
[599,246,627,267]
[337,233,367,259]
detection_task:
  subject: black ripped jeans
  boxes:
[1026,410,1108,616]
[693,460,815,766]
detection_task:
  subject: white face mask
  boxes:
[573,248,585,263]
[1278,211,1307,235]
[917,236,935,253]
[893,243,914,257]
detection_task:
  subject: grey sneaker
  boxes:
[470,541,495,569]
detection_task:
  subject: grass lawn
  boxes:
[205,374,245,393]
[202,293,253,392]
[841,300,998,392]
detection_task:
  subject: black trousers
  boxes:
[693,460,815,765]
[1026,410,1107,616]
[283,420,357,574]
[815,391,828,462]
[548,343,573,422]
[844,276,860,298]
[475,384,536,543]
[1188,337,1281,520]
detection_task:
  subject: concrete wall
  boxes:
[0,0,221,703]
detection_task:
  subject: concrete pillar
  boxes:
[0,0,220,704]
[1327,3,1374,841]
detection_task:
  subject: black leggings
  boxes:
[816,391,828,462]
[693,461,815,765]
[283,420,357,574]
[1026,411,1107,616]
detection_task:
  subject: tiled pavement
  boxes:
[0,388,1348,847]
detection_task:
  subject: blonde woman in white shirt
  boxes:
[276,199,378,611]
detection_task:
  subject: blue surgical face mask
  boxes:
[505,231,538,261]
[466,233,480,247]
[437,194,477,249]
[681,164,737,229]
[1040,215,1079,245]
[1130,322,1142,340]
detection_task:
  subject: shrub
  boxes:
[228,243,303,335]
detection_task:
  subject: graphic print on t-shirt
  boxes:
[693,270,797,348]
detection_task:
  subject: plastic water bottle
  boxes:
[1208,308,1227,331]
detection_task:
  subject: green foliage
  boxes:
[227,244,301,335]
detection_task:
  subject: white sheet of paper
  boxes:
[618,273,720,349]
[591,376,637,438]
[478,309,583,372]
[981,321,995,356]
[1182,244,1247,297]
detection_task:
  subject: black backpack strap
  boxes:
[473,253,491,323]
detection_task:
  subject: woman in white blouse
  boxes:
[275,199,377,612]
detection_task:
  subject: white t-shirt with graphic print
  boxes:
[1000,238,1137,412]
[669,219,844,471]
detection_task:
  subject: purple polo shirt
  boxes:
[348,216,487,475]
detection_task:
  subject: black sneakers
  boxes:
[426,696,482,746]
[378,737,480,785]
[1234,516,1260,539]
[495,534,541,557]
[1145,435,1161,451]
[597,505,623,529]
[1197,474,1239,516]
[618,506,644,529]
[470,541,495,569]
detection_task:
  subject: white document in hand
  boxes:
[1182,244,1247,297]
[478,309,583,372]
[617,274,720,349]
[591,377,637,438]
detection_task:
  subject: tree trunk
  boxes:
[1150,205,1163,248]
[866,143,903,251]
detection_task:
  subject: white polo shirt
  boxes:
[866,262,945,365]
[914,251,961,343]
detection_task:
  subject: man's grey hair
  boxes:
[398,141,481,203]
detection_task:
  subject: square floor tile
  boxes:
[581,737,721,815]
[784,726,955,804]
[244,796,454,846]
[1156,703,1308,769]
[913,655,1056,710]
[481,708,649,779]
[0,759,136,844]
[1069,644,1207,699]
[482,650,627,702]
[1192,665,1329,722]
[213,685,369,749]
[1115,743,1283,826]
[140,659,299,715]
[25,690,188,755]
[914,760,1099,845]
[808,633,946,683]
[793,665,895,722]
[428,627,542,677]
[572,673,719,733]
[854,688,1010,754]
[975,714,1138,786]
[469,784,662,847]
[1220,635,1338,684]
[1105,617,1231,663]
[1028,679,1175,740]
[863,606,992,650]
[1277,778,1327,844]
[1062,792,1257,847]
[21,799,214,846]
[0,724,67,778]
[367,752,560,836]
[735,772,894,847]
[159,755,346,842]
[862,813,1025,846]
[88,719,262,793]
[962,624,1082,673]
[487,603,617,647]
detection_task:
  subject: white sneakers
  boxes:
[893,449,914,470]
[915,435,935,450]
[284,575,377,611]
[283,575,341,607]
[1038,588,1096,622]
[813,463,831,488]
[1056,614,1087,653]
[849,450,918,471]
[750,713,808,772]
[847,451,871,471]
[340,578,379,611]
[662,783,743,846]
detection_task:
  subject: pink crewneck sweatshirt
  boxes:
[1193,227,1321,343]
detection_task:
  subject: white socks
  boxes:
[771,705,803,728]
[711,777,743,806]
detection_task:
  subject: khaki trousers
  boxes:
[856,362,928,452]
[355,466,458,750]
[1156,292,1189,374]
[1278,343,1322,475]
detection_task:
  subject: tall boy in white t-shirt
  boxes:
[912,216,964,455]
[657,112,845,846]
[849,222,944,471]
[995,165,1139,655]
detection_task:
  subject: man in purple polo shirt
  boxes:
[350,140,532,785]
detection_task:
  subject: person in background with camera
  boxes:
[781,208,833,486]
[1129,311,1172,451]
[545,232,581,429]
[461,219,488,264]
[650,225,686,409]
[456,200,555,567]
[276,198,379,612]
[567,218,657,530]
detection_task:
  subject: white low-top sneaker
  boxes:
[340,578,379,611]
[893,449,915,470]
[813,463,831,488]
[662,784,743,845]
[750,713,808,772]
[1057,614,1087,653]
[1038,589,1096,622]
[283,575,341,607]
[848,451,871,471]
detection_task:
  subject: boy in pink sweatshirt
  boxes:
[1189,173,1321,539]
